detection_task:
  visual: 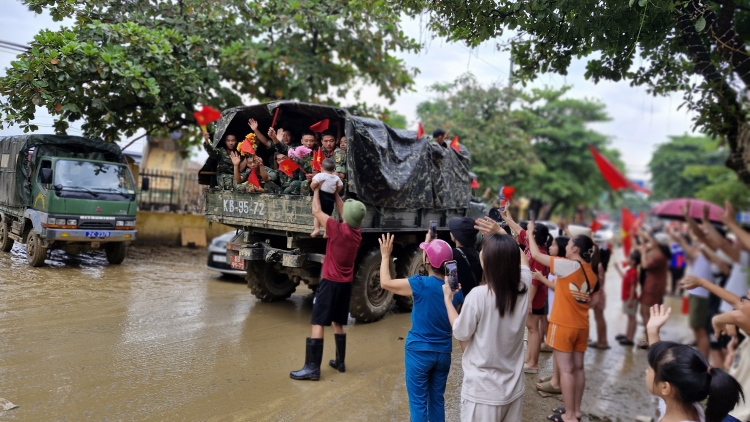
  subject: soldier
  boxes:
[235,154,281,194]
[203,132,247,190]
[298,130,318,196]
[320,131,337,160]
[268,127,299,149]
[248,118,289,167]
[334,136,347,181]
[274,152,306,195]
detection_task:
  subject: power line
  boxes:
[0,40,30,52]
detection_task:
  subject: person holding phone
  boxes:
[379,232,455,422]
[443,233,532,421]
[448,217,483,298]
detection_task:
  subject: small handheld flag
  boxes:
[589,220,603,233]
[278,159,301,177]
[417,123,424,140]
[239,133,256,155]
[193,106,221,134]
[312,147,323,171]
[247,168,260,188]
[310,119,330,133]
[470,178,480,189]
[450,136,460,153]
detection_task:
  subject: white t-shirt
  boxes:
[312,172,342,194]
[688,254,714,299]
[720,251,750,313]
[452,265,532,405]
[729,329,750,421]
[658,398,705,422]
[547,274,557,317]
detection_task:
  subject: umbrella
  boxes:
[651,198,725,224]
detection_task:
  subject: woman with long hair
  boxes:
[443,233,531,421]
[637,229,671,349]
[528,222,600,422]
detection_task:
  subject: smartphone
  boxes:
[445,261,459,290]
[529,210,536,221]
[430,220,438,239]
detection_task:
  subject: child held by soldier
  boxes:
[310,158,343,238]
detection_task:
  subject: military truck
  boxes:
[0,135,145,266]
[204,102,486,322]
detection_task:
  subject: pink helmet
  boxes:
[419,239,453,268]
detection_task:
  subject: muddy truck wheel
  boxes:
[393,245,423,312]
[105,243,127,265]
[349,247,394,322]
[0,223,13,252]
[247,262,297,302]
[26,232,47,267]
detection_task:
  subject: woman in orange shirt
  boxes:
[528,221,600,422]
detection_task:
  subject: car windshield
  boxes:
[54,160,135,194]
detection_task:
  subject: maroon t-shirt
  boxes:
[322,218,362,282]
[520,229,549,310]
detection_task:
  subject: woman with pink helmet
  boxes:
[379,232,455,422]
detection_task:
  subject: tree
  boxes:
[0,0,419,145]
[404,0,750,184]
[415,74,542,192]
[648,135,725,200]
[649,134,750,208]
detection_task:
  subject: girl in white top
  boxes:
[443,233,532,421]
[645,305,743,422]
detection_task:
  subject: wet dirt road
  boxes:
[0,245,691,421]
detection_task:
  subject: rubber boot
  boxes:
[290,338,323,381]
[329,333,347,373]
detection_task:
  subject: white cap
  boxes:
[568,225,593,241]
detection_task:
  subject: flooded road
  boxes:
[0,245,691,421]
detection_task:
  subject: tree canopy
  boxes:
[0,0,419,145]
[404,0,750,184]
[417,76,623,217]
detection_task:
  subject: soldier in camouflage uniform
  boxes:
[299,130,338,196]
[238,155,282,194]
[203,132,247,190]
[334,136,348,196]
[274,152,306,195]
[297,130,318,196]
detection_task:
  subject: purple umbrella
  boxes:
[651,198,725,224]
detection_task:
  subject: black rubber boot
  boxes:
[290,338,323,381]
[328,333,346,373]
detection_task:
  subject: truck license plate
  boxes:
[85,231,111,238]
[230,254,245,270]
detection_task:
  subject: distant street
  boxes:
[0,246,691,421]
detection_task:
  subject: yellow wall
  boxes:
[135,211,234,246]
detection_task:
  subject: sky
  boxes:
[0,1,699,181]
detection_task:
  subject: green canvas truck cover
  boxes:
[211,101,471,210]
[0,134,124,209]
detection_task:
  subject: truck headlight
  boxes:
[55,218,67,225]
[116,221,125,227]
[66,219,77,226]
[127,220,135,227]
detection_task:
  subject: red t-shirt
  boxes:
[520,230,549,310]
[621,267,638,301]
[321,218,362,282]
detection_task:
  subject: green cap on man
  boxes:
[343,199,366,228]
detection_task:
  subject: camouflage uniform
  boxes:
[334,147,348,196]
[203,142,236,190]
[296,152,315,196]
[237,166,282,194]
[277,169,306,195]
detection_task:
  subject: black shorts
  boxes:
[319,191,335,216]
[710,333,732,350]
[310,278,352,326]
[532,307,546,316]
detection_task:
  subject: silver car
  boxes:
[206,230,245,277]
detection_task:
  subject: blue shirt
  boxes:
[406,275,453,353]
[452,289,465,308]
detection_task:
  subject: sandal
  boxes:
[619,339,635,346]
[615,333,626,341]
[536,380,562,394]
[523,364,539,374]
[587,340,611,350]
[539,375,552,382]
[552,407,566,414]
[547,414,564,422]
[638,340,650,350]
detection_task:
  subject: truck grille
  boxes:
[78,222,115,230]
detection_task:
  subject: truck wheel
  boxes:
[350,247,394,322]
[26,232,47,267]
[247,262,296,302]
[394,245,422,312]
[0,223,13,253]
[105,243,127,265]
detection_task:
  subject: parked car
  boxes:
[207,231,245,277]
[594,223,619,245]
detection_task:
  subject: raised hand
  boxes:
[379,233,394,258]
[722,200,736,225]
[680,275,705,290]
[230,151,241,166]
[646,304,671,334]
[202,132,210,144]
[267,127,277,141]
[474,216,502,236]
[702,204,711,222]
[527,219,536,236]
[681,200,691,218]
[248,118,259,131]
[531,270,544,281]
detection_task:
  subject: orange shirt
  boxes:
[549,257,599,329]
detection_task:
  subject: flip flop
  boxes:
[615,334,626,341]
[536,380,562,394]
[587,340,611,350]
[552,407,566,414]
[619,339,635,346]
[547,414,564,422]
[523,364,539,374]
[539,375,553,382]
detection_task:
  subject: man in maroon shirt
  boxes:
[290,187,366,381]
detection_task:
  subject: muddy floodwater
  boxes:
[0,245,691,421]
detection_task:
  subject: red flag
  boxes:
[588,145,629,191]
[247,168,260,188]
[312,147,323,171]
[417,123,424,140]
[471,178,480,189]
[502,186,515,201]
[278,159,300,177]
[621,207,638,256]
[450,136,460,152]
[193,106,222,132]
[589,220,603,233]
[310,119,329,133]
[240,135,256,155]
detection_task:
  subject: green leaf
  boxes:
[629,0,635,6]
[62,103,80,113]
[694,16,706,33]
[638,0,647,6]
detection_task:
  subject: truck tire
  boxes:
[105,243,127,264]
[247,262,296,302]
[349,246,394,322]
[26,232,47,267]
[394,245,423,312]
[0,223,13,252]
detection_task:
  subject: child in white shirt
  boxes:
[310,158,343,237]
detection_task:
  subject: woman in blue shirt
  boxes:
[379,233,455,422]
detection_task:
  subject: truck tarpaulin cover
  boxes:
[211,101,472,210]
[4,135,123,207]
